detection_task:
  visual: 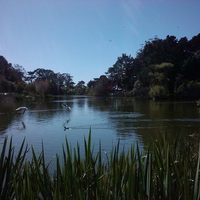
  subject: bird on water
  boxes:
[64,126,71,131]
[15,107,27,114]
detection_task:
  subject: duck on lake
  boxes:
[63,118,70,131]
[15,107,27,114]
[64,126,71,131]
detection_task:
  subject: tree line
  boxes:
[88,33,200,100]
[0,57,86,96]
[1,33,200,100]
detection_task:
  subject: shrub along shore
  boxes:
[0,130,200,200]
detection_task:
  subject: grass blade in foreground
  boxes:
[0,132,200,199]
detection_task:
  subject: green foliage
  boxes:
[26,69,75,95]
[181,56,200,81]
[87,75,110,96]
[74,81,86,94]
[24,83,35,94]
[1,33,200,98]
[0,78,16,93]
[132,80,149,99]
[175,81,200,100]
[34,80,49,95]
[0,131,200,199]
[0,137,28,199]
[148,62,175,99]
[106,54,135,90]
[132,34,200,99]
[149,85,169,99]
[15,81,26,94]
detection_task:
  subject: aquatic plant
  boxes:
[0,130,200,199]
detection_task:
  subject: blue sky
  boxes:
[0,0,200,84]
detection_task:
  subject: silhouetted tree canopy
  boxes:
[1,33,200,100]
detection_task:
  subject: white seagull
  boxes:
[15,107,27,114]
[62,103,71,111]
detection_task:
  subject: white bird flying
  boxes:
[62,103,71,111]
[15,107,27,114]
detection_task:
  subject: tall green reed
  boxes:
[0,131,199,199]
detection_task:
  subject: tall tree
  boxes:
[74,81,86,94]
[0,56,24,92]
[106,54,135,90]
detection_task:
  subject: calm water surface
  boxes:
[0,96,200,169]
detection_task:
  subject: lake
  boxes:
[0,95,200,170]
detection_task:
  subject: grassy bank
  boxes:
[0,130,200,200]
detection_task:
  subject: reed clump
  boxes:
[0,130,200,200]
